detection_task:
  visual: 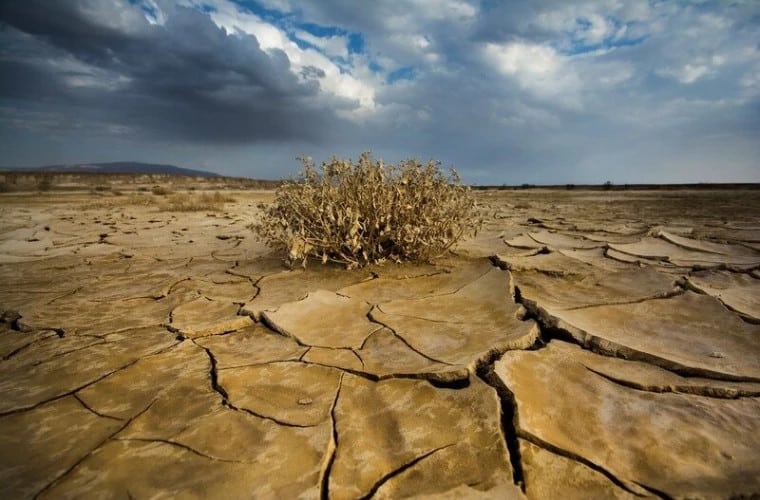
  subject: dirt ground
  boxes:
[1,186,759,499]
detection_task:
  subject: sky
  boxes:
[0,0,759,184]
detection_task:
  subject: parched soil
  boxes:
[1,187,759,499]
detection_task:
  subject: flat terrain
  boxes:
[1,186,759,499]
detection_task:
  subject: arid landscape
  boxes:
[1,177,759,499]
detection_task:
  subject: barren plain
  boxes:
[1,184,759,499]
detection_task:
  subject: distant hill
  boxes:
[1,162,220,177]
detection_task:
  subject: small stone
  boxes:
[1,310,21,324]
[709,351,725,358]
[297,398,313,405]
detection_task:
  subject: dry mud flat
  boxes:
[1,188,759,499]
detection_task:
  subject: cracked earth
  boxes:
[1,188,759,499]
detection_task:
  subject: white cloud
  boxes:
[294,30,349,60]
[533,0,655,52]
[141,0,165,25]
[253,0,292,12]
[658,63,710,84]
[184,0,379,117]
[411,0,477,21]
[78,0,150,33]
[483,41,582,108]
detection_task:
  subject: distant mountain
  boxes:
[1,162,220,177]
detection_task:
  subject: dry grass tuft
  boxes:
[253,152,481,269]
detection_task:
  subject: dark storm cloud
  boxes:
[0,0,332,144]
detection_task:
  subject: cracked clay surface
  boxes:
[1,188,760,499]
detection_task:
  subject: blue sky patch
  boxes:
[559,17,647,55]
[229,0,366,58]
[348,33,365,54]
[129,0,162,18]
[387,66,416,83]
[230,0,290,25]
[296,22,346,38]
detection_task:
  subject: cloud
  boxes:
[483,41,582,108]
[0,0,334,143]
[0,0,758,183]
[294,30,349,59]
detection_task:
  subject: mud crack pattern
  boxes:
[1,188,759,498]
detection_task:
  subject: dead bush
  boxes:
[253,152,481,269]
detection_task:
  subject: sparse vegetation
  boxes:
[37,178,52,191]
[253,152,481,269]
[159,191,235,212]
[151,186,171,196]
[79,191,234,211]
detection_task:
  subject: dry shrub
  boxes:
[159,191,235,212]
[253,152,481,268]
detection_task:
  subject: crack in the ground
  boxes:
[164,324,186,341]
[478,259,680,496]
[0,341,180,418]
[515,287,760,383]
[358,443,457,500]
[121,293,167,302]
[632,481,676,500]
[413,266,494,301]
[192,339,316,429]
[73,394,124,421]
[490,256,581,278]
[358,329,380,350]
[372,306,470,325]
[584,365,760,400]
[113,437,255,464]
[45,287,83,305]
[235,404,318,429]
[166,277,193,296]
[475,360,525,492]
[319,373,344,500]
[562,287,686,311]
[259,312,311,348]
[217,358,469,387]
[604,246,672,263]
[33,398,157,499]
[681,278,760,325]
[602,247,669,266]
[366,306,455,366]
[351,349,366,370]
[29,340,108,367]
[518,431,655,498]
[1,331,58,361]
[189,329,244,340]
